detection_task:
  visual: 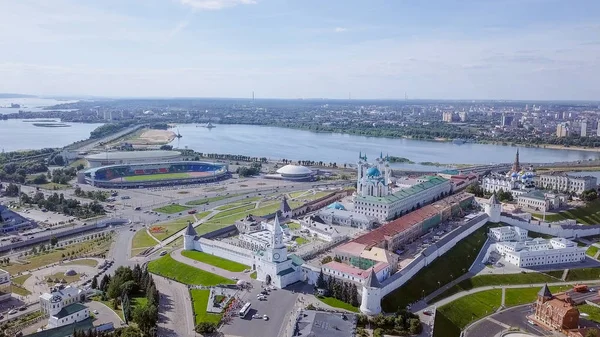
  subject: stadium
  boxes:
[82,161,230,188]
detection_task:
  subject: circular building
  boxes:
[64,269,77,276]
[275,165,314,181]
[86,150,182,168]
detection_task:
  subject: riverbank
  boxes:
[129,129,176,146]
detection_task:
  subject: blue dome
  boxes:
[511,172,519,177]
[366,167,381,177]
[327,202,346,210]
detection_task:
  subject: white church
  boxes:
[183,216,303,289]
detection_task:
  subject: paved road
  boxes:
[153,274,195,337]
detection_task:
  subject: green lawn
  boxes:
[2,238,112,275]
[566,267,600,281]
[286,223,301,230]
[181,251,249,272]
[438,289,502,330]
[94,296,148,320]
[11,284,32,296]
[131,229,158,250]
[63,259,99,267]
[504,285,571,307]
[186,194,244,206]
[381,223,496,312]
[212,204,257,219]
[152,204,191,214]
[433,310,462,337]
[532,200,600,225]
[190,289,222,324]
[431,272,562,303]
[317,297,359,312]
[289,191,308,198]
[149,215,204,241]
[124,172,191,182]
[587,245,599,258]
[37,182,70,190]
[10,274,32,286]
[147,255,235,286]
[250,271,257,279]
[579,304,600,323]
[201,201,281,227]
[294,237,309,245]
[215,198,260,211]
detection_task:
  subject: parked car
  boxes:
[159,251,167,256]
[263,315,269,321]
[8,309,17,315]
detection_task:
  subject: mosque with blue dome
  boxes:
[356,152,393,198]
[483,149,536,197]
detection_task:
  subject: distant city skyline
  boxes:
[1,0,599,100]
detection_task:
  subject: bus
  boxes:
[238,302,251,317]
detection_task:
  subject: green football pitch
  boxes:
[123,172,191,182]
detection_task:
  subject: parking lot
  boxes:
[221,282,312,337]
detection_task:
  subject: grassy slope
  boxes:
[181,251,249,272]
[317,297,359,312]
[186,194,243,206]
[152,204,191,214]
[147,255,235,286]
[566,268,600,281]
[504,285,571,307]
[131,229,158,249]
[190,289,222,324]
[587,245,599,258]
[438,289,502,330]
[150,215,198,241]
[533,200,600,225]
[381,223,493,312]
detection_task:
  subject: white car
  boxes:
[93,310,99,314]
[263,315,269,321]
[252,314,260,319]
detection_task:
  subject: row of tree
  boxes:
[93,265,159,336]
[315,270,359,307]
[20,191,105,218]
[236,162,262,177]
[74,187,108,202]
[357,310,422,336]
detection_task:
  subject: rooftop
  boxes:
[293,310,357,337]
[316,208,377,223]
[26,318,94,337]
[53,302,88,319]
[276,164,313,176]
[356,176,448,204]
[86,150,181,160]
[520,190,547,200]
[323,261,388,280]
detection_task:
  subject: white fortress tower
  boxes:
[484,194,502,223]
[183,222,197,251]
[360,268,382,315]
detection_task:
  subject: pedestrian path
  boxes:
[561,269,569,280]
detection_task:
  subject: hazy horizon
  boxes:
[1,0,599,101]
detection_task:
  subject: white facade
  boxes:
[0,269,10,302]
[314,208,378,230]
[489,226,528,242]
[536,174,597,195]
[355,153,452,221]
[496,237,586,267]
[517,191,566,212]
[184,217,303,289]
[482,172,535,198]
[40,286,89,329]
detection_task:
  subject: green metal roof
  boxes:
[277,268,296,276]
[289,254,305,267]
[26,318,94,337]
[356,176,449,204]
[54,303,88,319]
[521,190,546,200]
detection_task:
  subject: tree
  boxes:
[316,270,326,289]
[91,276,98,289]
[122,292,132,324]
[408,318,422,334]
[50,236,58,247]
[133,304,158,335]
[120,280,137,297]
[195,322,217,334]
[4,183,19,197]
[33,174,47,184]
[333,256,342,263]
[321,256,333,264]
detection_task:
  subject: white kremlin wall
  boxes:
[192,238,255,268]
[501,213,600,238]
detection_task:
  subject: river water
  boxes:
[0,119,102,152]
[169,124,600,168]
[0,98,78,115]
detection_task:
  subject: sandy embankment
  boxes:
[130,129,176,145]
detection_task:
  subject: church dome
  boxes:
[327,202,346,210]
[366,167,381,177]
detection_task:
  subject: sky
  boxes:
[1,0,599,100]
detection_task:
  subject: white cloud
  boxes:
[334,27,347,33]
[179,0,257,10]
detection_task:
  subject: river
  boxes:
[169,124,600,168]
[0,119,103,152]
[0,98,78,115]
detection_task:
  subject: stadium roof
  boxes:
[86,150,181,160]
[276,164,312,176]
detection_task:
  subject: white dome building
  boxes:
[266,164,314,181]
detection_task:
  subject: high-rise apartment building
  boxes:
[556,123,569,137]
